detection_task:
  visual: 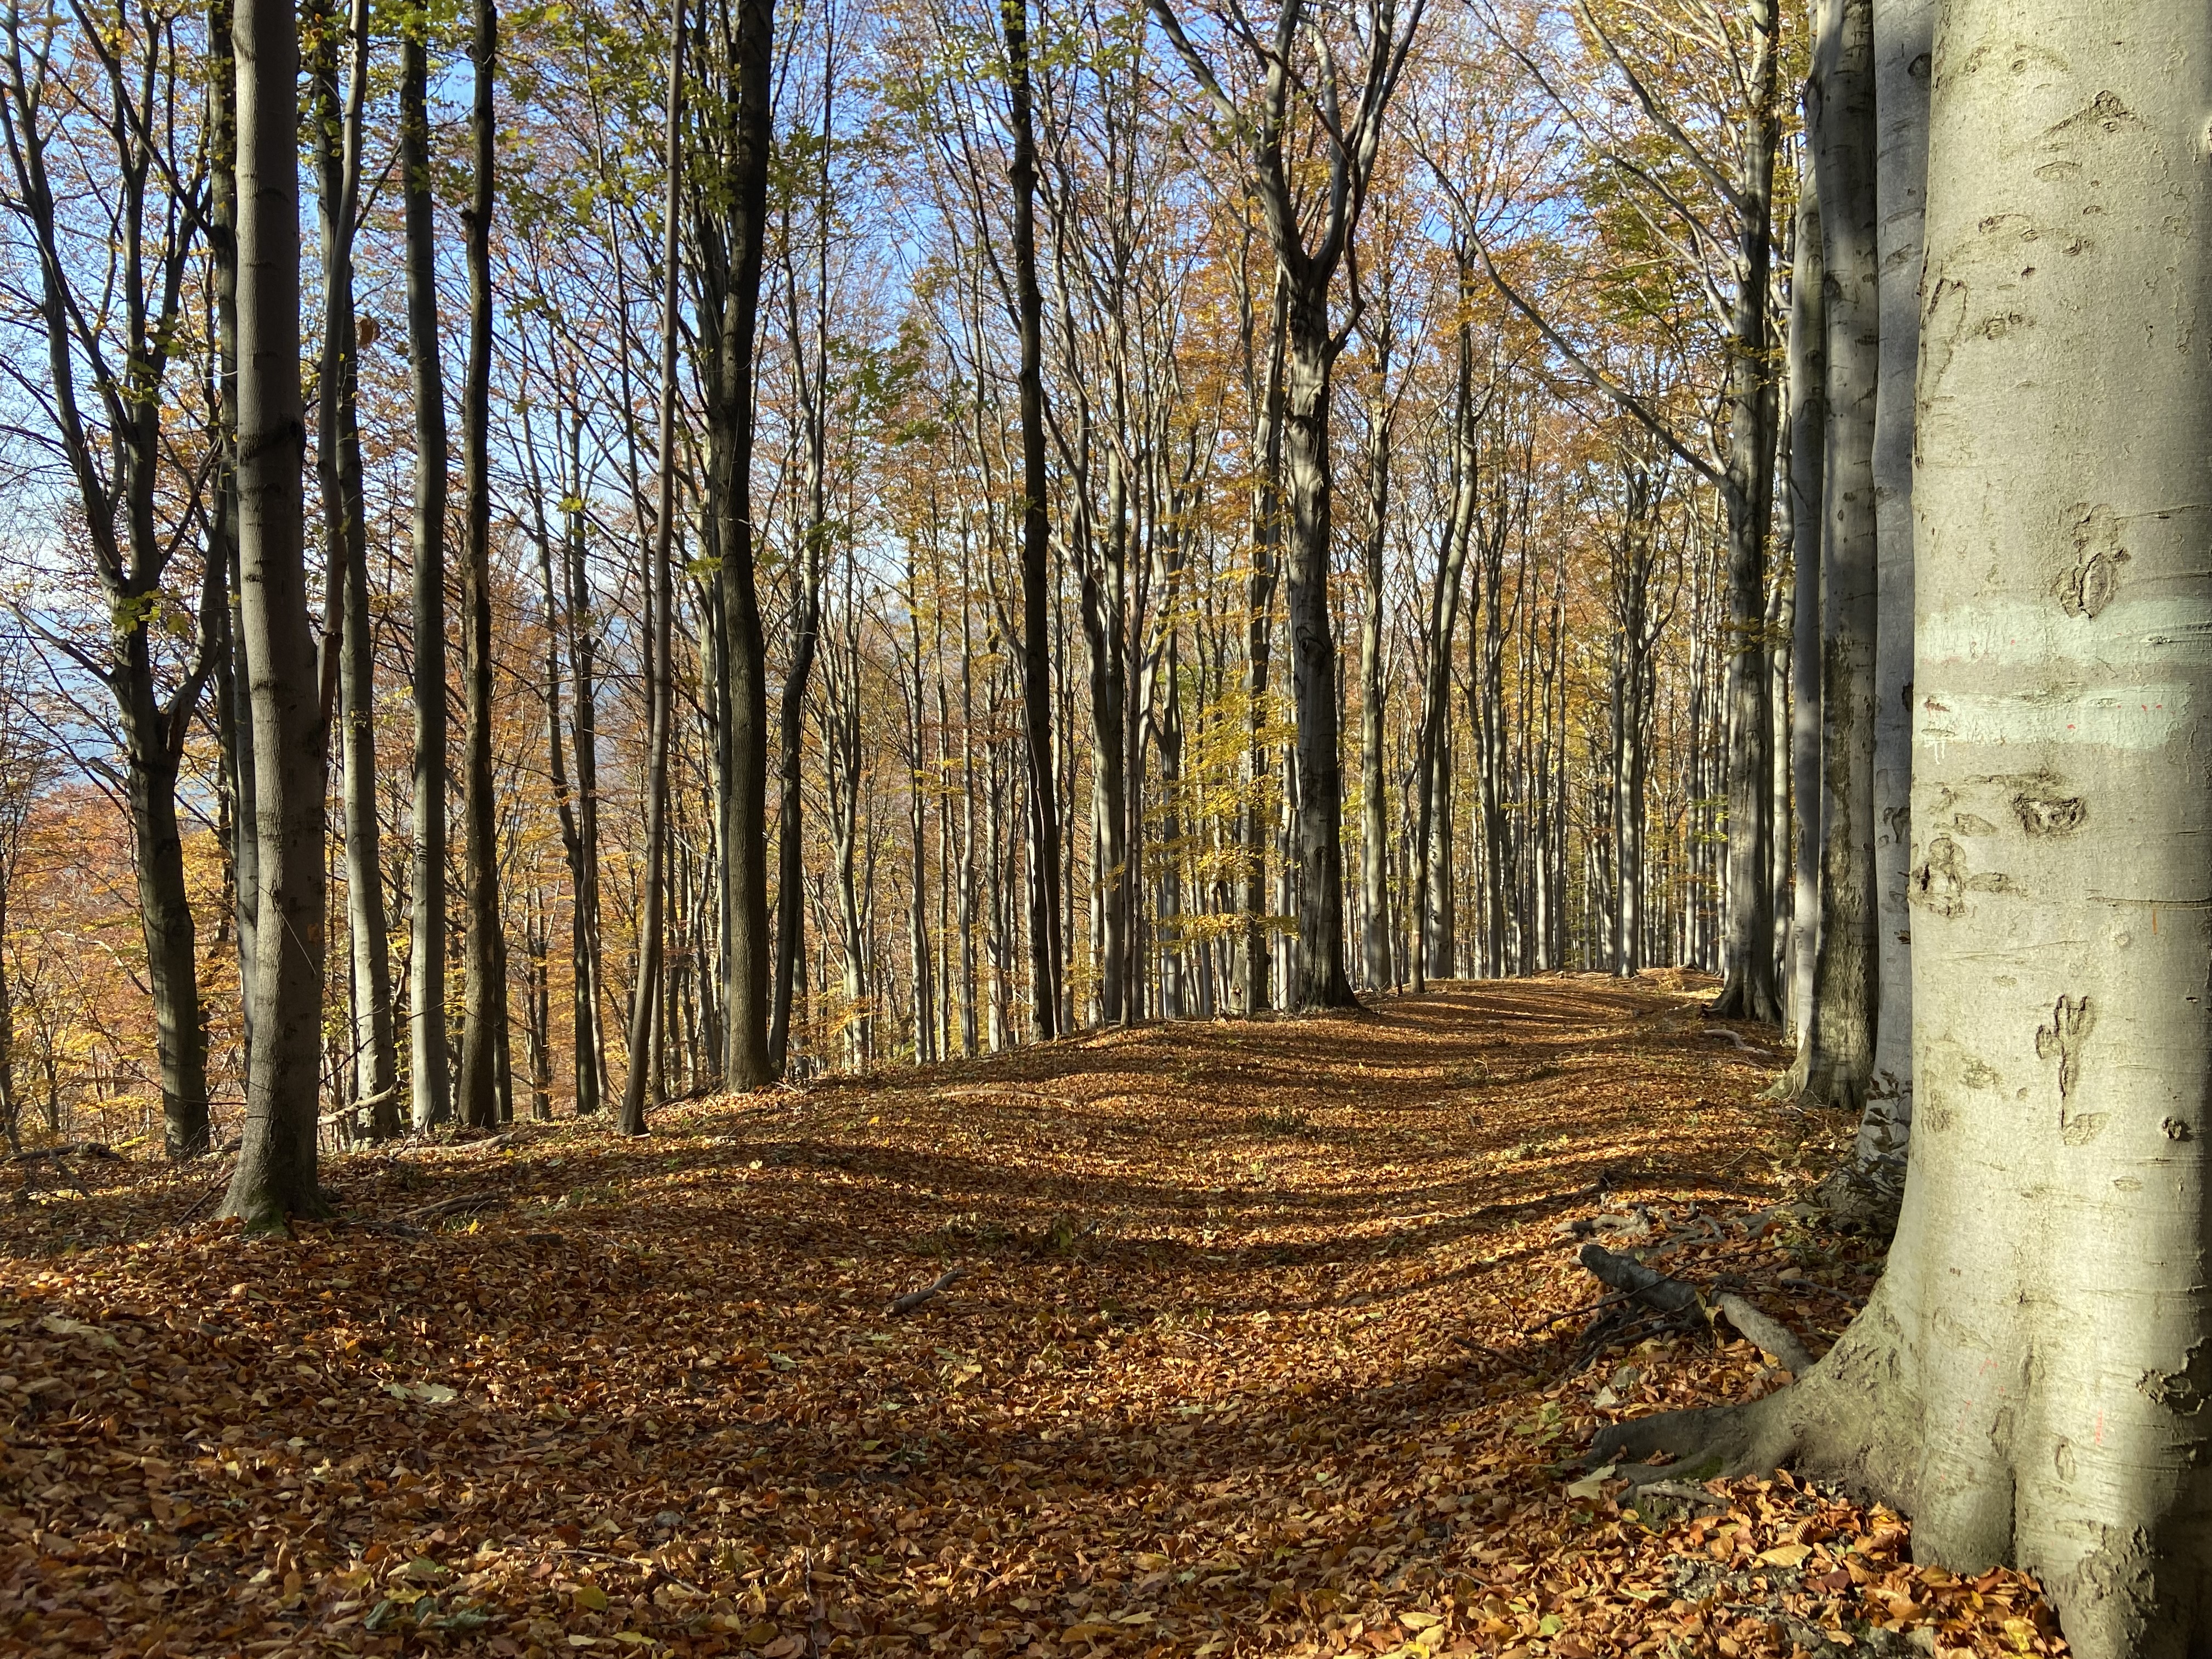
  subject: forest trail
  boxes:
[0,980,2062,1657]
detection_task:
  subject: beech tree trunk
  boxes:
[700,0,776,1088]
[1707,0,1783,1023]
[1004,0,1063,1040]
[622,0,685,1133]
[1861,0,1931,1152]
[1281,303,1355,1010]
[1598,11,2212,1651]
[455,0,505,1130]
[1357,339,1391,992]
[1784,161,1825,1047]
[401,13,450,1133]
[221,0,326,1227]
[312,0,396,1139]
[1786,0,1879,1113]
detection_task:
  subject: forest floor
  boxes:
[0,976,2068,1659]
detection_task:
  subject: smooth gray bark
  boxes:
[312,0,395,1139]
[1598,11,2212,1651]
[1861,0,1931,1152]
[401,13,450,1133]
[1784,160,1825,1047]
[620,3,684,1133]
[1788,0,1879,1115]
[221,0,326,1227]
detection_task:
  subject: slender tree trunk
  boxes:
[562,417,606,1111]
[1411,307,1475,993]
[221,0,325,1227]
[207,0,256,1093]
[1243,278,1284,1014]
[699,0,775,1088]
[1003,0,1062,1040]
[454,0,504,1129]
[621,3,685,1133]
[313,0,395,1139]
[1709,0,1784,1023]
[1787,0,1880,1113]
[1357,341,1391,991]
[401,12,450,1133]
[1785,160,1826,1049]
[1862,0,1932,1152]
[766,10,834,1078]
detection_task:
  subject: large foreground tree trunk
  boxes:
[1598,10,2212,1650]
[221,0,327,1228]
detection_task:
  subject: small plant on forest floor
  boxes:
[1246,1108,1315,1136]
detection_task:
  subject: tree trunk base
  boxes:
[1589,1281,1915,1500]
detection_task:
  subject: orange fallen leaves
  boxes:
[0,978,2062,1658]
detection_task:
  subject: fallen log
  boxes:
[1712,1292,1818,1376]
[889,1267,967,1316]
[1577,1243,1818,1374]
[12,1142,120,1163]
[400,1192,506,1224]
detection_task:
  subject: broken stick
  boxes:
[889,1267,967,1316]
[1577,1244,1818,1374]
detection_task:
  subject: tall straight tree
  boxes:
[456,0,506,1127]
[696,0,776,1087]
[1779,0,1877,1113]
[768,1,835,1077]
[1477,0,1784,1018]
[402,0,450,1132]
[0,0,220,1156]
[1860,0,1932,1154]
[1002,0,1063,1038]
[309,0,396,1137]
[1595,7,2212,1650]
[1782,152,1824,1043]
[221,0,325,1226]
[1149,0,1426,1011]
[619,0,684,1136]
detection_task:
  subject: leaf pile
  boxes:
[0,978,2064,1656]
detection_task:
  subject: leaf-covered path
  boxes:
[0,979,2063,1656]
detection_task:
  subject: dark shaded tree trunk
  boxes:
[401,9,450,1133]
[221,0,327,1227]
[1781,0,1878,1113]
[621,0,686,1133]
[1708,0,1784,1022]
[696,0,776,1088]
[1003,0,1063,1040]
[456,0,504,1130]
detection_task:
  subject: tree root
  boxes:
[1587,1280,1917,1519]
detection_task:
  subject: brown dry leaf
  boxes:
[0,979,2064,1657]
